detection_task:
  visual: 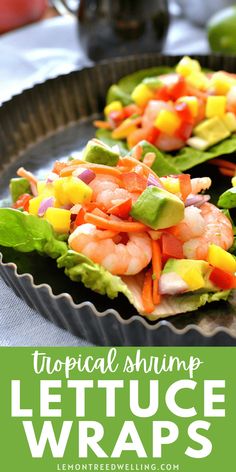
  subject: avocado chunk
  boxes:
[163,258,213,292]
[193,116,230,147]
[222,112,236,132]
[83,139,119,167]
[142,77,163,90]
[130,186,184,230]
[10,178,31,203]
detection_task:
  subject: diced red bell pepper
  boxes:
[13,193,32,212]
[168,76,187,101]
[145,126,160,144]
[155,86,170,101]
[209,267,236,290]
[175,101,194,124]
[108,110,125,127]
[161,232,184,261]
[178,174,192,201]
[74,208,85,227]
[123,104,142,118]
[176,121,193,141]
[121,172,147,193]
[108,198,132,219]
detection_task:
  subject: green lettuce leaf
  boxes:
[218,186,236,209]
[57,250,132,301]
[0,208,67,258]
[57,250,231,319]
[96,129,128,154]
[166,135,236,172]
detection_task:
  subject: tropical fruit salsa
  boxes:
[95,56,236,152]
[6,138,236,318]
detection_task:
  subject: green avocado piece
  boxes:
[162,258,214,291]
[142,77,163,90]
[163,259,209,277]
[83,139,119,167]
[193,116,230,147]
[10,178,31,203]
[130,186,184,230]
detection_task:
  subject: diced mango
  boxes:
[161,177,180,194]
[186,72,210,91]
[210,72,236,95]
[131,83,155,107]
[222,112,236,132]
[207,244,236,274]
[28,196,45,216]
[182,268,205,291]
[177,96,199,117]
[37,181,55,199]
[53,177,92,206]
[176,56,201,77]
[206,96,226,118]
[37,181,47,194]
[232,176,236,187]
[154,110,181,135]
[104,100,123,117]
[44,207,71,234]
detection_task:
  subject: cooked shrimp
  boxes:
[89,174,139,210]
[68,223,152,275]
[190,177,212,194]
[174,203,234,259]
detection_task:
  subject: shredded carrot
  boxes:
[143,152,156,168]
[91,208,109,219]
[93,120,112,130]
[17,167,38,185]
[60,163,122,178]
[142,269,155,314]
[219,167,235,177]
[151,240,162,305]
[84,212,149,232]
[179,174,192,202]
[209,158,236,171]
[132,144,143,161]
[95,230,119,240]
[119,156,163,184]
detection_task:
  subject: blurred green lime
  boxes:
[208,6,236,54]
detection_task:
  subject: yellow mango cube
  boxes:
[53,177,92,206]
[44,208,71,234]
[104,101,123,117]
[154,109,181,135]
[186,72,210,91]
[182,268,205,291]
[206,96,226,118]
[161,177,180,194]
[37,181,47,194]
[176,56,201,77]
[207,244,236,274]
[28,196,45,216]
[210,72,236,95]
[232,176,236,187]
[131,83,155,107]
[177,96,199,117]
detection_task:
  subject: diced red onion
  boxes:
[77,169,96,184]
[185,194,210,208]
[46,172,59,184]
[147,173,163,188]
[38,197,55,217]
[159,272,189,295]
